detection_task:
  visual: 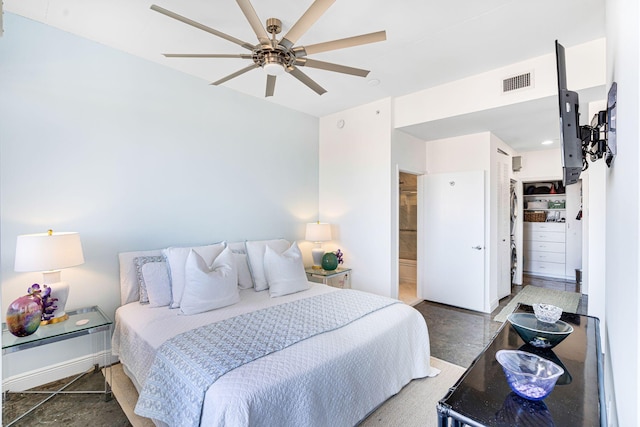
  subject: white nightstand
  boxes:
[305,267,351,289]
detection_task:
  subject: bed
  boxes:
[111,239,436,426]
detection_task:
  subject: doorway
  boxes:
[399,172,421,305]
[418,170,486,312]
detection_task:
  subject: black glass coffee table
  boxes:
[437,304,605,426]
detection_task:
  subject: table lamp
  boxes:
[14,230,84,323]
[305,222,331,269]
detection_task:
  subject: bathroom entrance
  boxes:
[399,172,420,305]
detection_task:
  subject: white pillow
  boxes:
[245,239,290,291]
[232,252,253,289]
[133,256,165,304]
[264,242,310,298]
[119,249,163,305]
[141,261,172,307]
[226,241,246,253]
[180,247,239,315]
[164,242,225,308]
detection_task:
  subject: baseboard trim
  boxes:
[3,351,118,392]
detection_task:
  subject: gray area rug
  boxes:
[104,365,154,427]
[493,285,581,322]
[360,357,465,427]
[106,357,465,427]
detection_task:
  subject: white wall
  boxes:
[426,133,491,173]
[584,100,607,322]
[514,149,563,181]
[603,0,640,424]
[318,99,393,297]
[394,39,606,130]
[392,130,428,176]
[0,14,319,387]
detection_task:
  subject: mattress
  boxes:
[112,283,435,426]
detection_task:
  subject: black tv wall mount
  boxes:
[580,82,616,170]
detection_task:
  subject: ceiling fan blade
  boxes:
[163,53,253,59]
[296,58,369,77]
[279,0,335,49]
[296,30,387,56]
[236,0,271,46]
[150,4,255,51]
[210,63,260,86]
[265,75,277,97]
[288,66,327,95]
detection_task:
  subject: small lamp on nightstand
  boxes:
[14,230,85,323]
[305,222,332,269]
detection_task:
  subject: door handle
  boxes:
[472,246,483,250]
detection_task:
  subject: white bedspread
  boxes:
[112,283,435,426]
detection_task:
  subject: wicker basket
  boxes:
[524,211,547,222]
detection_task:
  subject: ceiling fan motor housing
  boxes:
[253,46,295,72]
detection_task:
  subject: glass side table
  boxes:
[305,267,352,289]
[2,306,113,426]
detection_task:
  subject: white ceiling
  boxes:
[5,0,606,151]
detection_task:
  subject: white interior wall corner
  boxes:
[319,99,393,297]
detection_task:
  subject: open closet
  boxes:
[522,180,582,280]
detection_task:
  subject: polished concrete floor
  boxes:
[2,369,130,426]
[416,274,587,367]
[2,274,586,425]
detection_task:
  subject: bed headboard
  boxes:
[118,238,289,305]
[117,241,250,306]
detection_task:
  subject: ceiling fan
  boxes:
[150,0,386,97]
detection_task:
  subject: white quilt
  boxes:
[112,283,436,426]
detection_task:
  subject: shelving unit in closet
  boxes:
[523,181,567,279]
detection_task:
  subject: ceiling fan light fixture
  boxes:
[152,2,387,97]
[264,62,285,76]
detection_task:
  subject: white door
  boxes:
[418,171,486,312]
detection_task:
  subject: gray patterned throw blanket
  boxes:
[134,289,398,426]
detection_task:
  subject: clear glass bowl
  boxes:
[508,313,574,349]
[533,303,562,323]
[496,350,564,401]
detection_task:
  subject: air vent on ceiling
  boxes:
[512,156,523,172]
[502,72,532,93]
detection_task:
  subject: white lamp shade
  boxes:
[15,231,84,272]
[305,223,332,242]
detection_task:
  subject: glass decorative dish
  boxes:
[496,350,564,401]
[507,313,573,349]
[533,303,562,323]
